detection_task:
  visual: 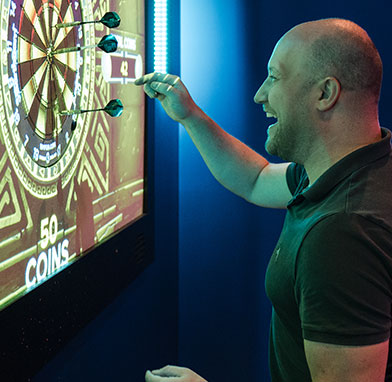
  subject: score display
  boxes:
[0,0,145,311]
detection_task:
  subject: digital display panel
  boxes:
[0,0,145,311]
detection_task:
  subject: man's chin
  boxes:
[265,139,292,162]
[265,137,278,157]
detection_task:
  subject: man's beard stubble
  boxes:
[265,122,302,163]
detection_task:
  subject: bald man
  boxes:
[136,18,392,382]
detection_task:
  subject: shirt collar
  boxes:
[292,127,391,204]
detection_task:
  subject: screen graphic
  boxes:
[0,0,145,311]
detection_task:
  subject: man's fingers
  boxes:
[134,73,154,85]
[135,72,182,100]
[145,370,172,382]
[152,364,185,377]
[145,369,180,382]
[135,72,181,88]
[149,81,177,96]
[144,83,158,98]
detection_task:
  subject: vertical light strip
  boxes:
[154,0,168,73]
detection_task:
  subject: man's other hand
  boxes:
[145,365,207,382]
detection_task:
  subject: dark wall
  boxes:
[179,1,392,382]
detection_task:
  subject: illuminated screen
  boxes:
[0,0,145,311]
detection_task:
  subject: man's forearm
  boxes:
[134,72,270,201]
[182,107,269,201]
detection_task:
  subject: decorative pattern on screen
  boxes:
[0,0,145,311]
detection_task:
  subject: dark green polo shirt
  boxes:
[265,127,392,382]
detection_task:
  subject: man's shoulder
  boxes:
[301,212,392,256]
[344,151,392,227]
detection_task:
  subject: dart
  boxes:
[54,34,118,55]
[55,11,121,29]
[60,99,124,119]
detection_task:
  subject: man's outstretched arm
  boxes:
[135,72,292,209]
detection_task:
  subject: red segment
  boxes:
[53,57,76,90]
[18,57,46,90]
[55,29,76,52]
[19,9,46,51]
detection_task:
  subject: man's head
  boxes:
[254,18,382,164]
[302,19,382,103]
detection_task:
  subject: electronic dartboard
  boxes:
[0,0,145,310]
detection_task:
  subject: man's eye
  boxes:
[269,75,277,81]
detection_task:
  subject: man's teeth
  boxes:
[266,113,276,118]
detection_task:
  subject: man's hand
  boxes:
[134,72,199,123]
[145,365,207,382]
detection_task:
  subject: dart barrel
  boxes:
[60,99,123,118]
[55,11,121,29]
[54,34,118,55]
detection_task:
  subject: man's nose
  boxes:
[254,81,267,104]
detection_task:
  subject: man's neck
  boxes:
[303,128,382,186]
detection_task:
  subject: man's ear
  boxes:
[316,77,341,111]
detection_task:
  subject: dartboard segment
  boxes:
[21,60,48,113]
[54,51,77,71]
[53,57,76,93]
[52,3,74,47]
[54,29,77,53]
[19,8,46,52]
[58,0,70,22]
[41,3,54,46]
[18,57,46,89]
[45,64,57,137]
[18,37,44,65]
[27,62,50,137]
[21,2,46,48]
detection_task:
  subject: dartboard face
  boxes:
[0,0,145,310]
[2,0,95,195]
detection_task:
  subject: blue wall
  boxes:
[179,1,392,382]
[179,2,283,381]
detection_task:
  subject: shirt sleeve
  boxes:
[295,212,392,346]
[286,162,307,196]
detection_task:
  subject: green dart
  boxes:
[54,34,118,54]
[60,99,123,119]
[97,34,118,53]
[103,99,124,117]
[55,11,121,29]
[100,12,121,28]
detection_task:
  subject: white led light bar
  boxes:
[154,0,168,73]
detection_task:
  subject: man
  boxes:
[136,18,392,382]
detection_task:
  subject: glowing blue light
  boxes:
[154,0,168,73]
